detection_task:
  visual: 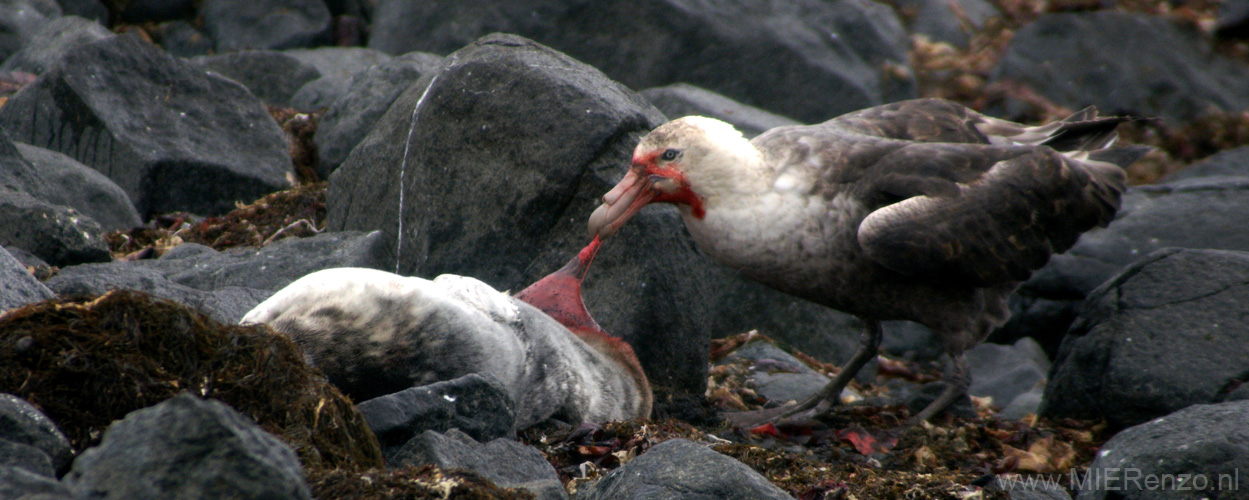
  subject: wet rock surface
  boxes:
[64,393,313,500]
[1042,248,1249,428]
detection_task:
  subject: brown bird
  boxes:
[587,98,1146,422]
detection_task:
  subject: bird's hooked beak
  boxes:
[588,163,687,239]
[587,167,657,239]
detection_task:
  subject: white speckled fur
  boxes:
[242,268,649,429]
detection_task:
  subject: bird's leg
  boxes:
[778,319,883,419]
[908,351,970,423]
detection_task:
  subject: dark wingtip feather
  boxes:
[1040,116,1127,152]
[1088,145,1153,168]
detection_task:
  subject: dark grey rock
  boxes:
[313,51,442,177]
[548,0,916,123]
[1041,249,1249,428]
[3,245,47,269]
[0,247,53,313]
[1228,382,1249,402]
[367,0,915,123]
[575,438,792,500]
[356,373,516,457]
[0,122,52,197]
[1075,400,1249,500]
[45,264,273,324]
[286,46,392,110]
[65,393,312,500]
[0,189,111,266]
[640,84,802,138]
[0,394,73,474]
[0,15,111,75]
[55,0,107,23]
[720,341,834,405]
[114,0,195,23]
[0,0,61,64]
[367,0,564,56]
[46,230,389,321]
[897,0,997,48]
[964,338,1048,414]
[0,34,294,218]
[192,50,323,108]
[1217,0,1249,38]
[999,390,1043,422]
[202,0,332,52]
[14,143,142,231]
[288,77,342,111]
[0,439,54,477]
[158,242,217,260]
[905,382,976,420]
[1158,146,1249,183]
[988,477,1072,500]
[154,21,214,58]
[993,12,1249,125]
[285,47,392,111]
[156,230,391,292]
[0,466,73,500]
[391,429,565,500]
[285,46,391,78]
[881,319,945,362]
[1066,179,1249,268]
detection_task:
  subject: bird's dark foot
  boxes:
[905,353,972,424]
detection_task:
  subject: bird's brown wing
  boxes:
[850,142,1126,286]
[822,98,994,144]
[822,98,1126,152]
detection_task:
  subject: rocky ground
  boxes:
[3,0,1249,499]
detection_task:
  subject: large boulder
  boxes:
[1041,248,1249,427]
[13,143,141,231]
[0,15,111,75]
[367,0,916,122]
[45,230,391,322]
[993,12,1249,125]
[285,46,394,110]
[191,50,323,108]
[0,189,110,266]
[200,0,332,52]
[390,429,566,500]
[64,393,313,500]
[895,0,997,48]
[576,439,792,500]
[0,466,73,500]
[356,373,516,458]
[313,51,443,176]
[1075,400,1249,500]
[0,394,73,475]
[0,247,53,313]
[45,264,272,324]
[0,34,293,218]
[1158,146,1249,183]
[0,0,61,64]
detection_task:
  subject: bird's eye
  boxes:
[660,149,680,161]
